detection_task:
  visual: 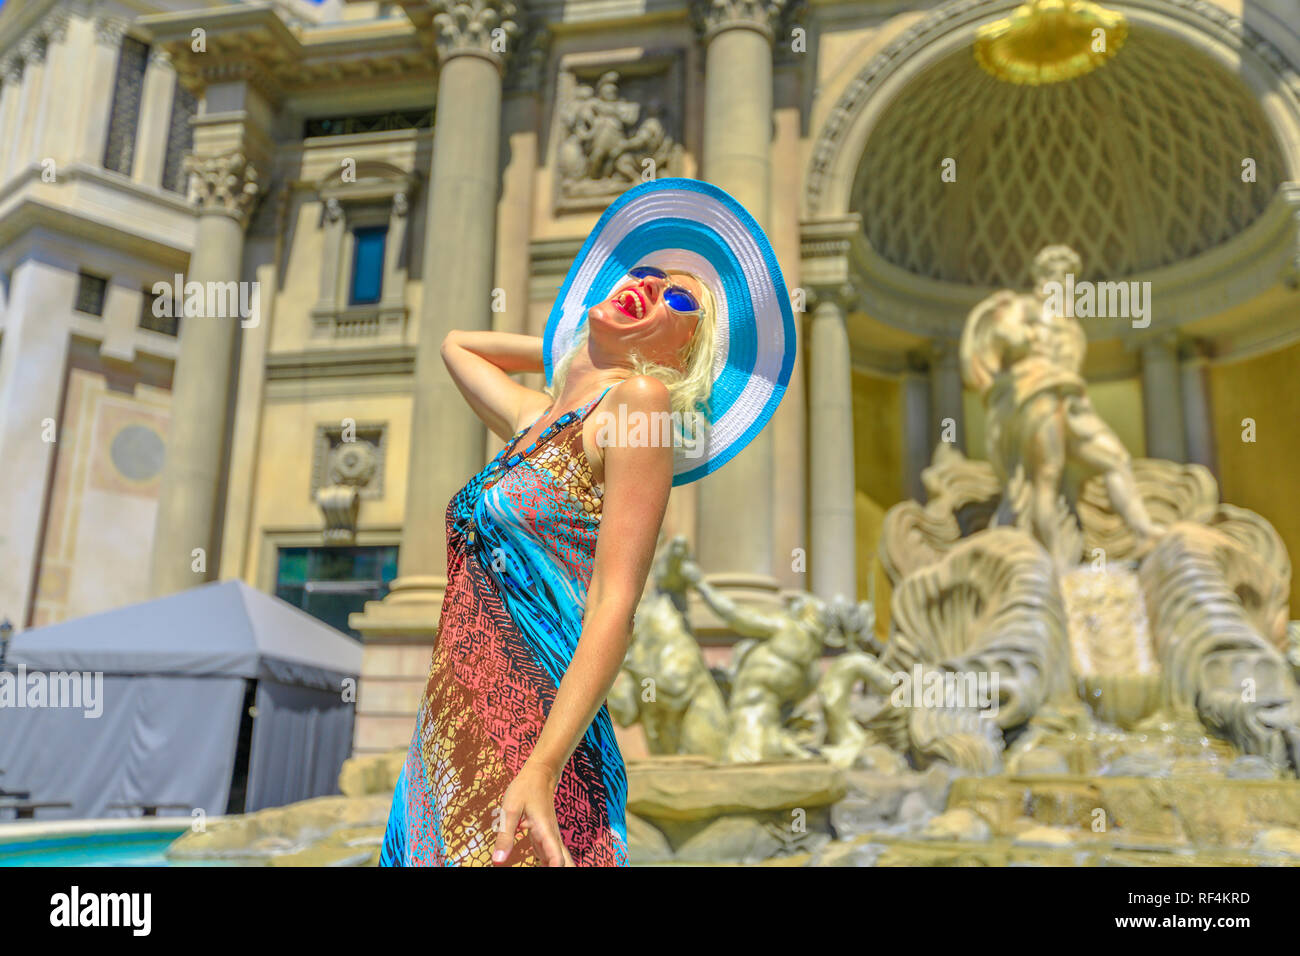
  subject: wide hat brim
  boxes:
[544,178,796,486]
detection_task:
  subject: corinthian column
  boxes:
[928,337,965,451]
[0,58,22,185]
[350,0,519,754]
[148,152,260,597]
[1140,331,1187,462]
[692,0,785,626]
[807,285,857,603]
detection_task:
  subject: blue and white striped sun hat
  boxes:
[544,177,796,486]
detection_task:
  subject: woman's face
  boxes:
[587,269,704,371]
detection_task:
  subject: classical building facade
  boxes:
[2,0,1298,756]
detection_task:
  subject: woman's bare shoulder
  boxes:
[608,374,670,410]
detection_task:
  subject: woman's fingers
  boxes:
[491,802,524,865]
[526,810,568,867]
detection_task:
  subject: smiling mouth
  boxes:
[613,287,647,321]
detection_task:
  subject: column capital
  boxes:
[18,35,48,66]
[1135,328,1182,357]
[1178,336,1211,364]
[692,0,791,43]
[94,16,129,48]
[805,281,859,316]
[1,56,21,84]
[39,11,71,44]
[185,151,261,227]
[924,335,962,367]
[428,0,523,70]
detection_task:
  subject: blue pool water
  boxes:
[0,828,219,867]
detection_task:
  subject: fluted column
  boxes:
[0,58,22,185]
[928,337,966,451]
[148,152,260,596]
[1140,331,1187,462]
[133,48,177,187]
[75,18,126,167]
[349,0,520,753]
[900,357,932,502]
[807,285,857,602]
[1179,339,1216,472]
[8,36,46,176]
[692,0,784,619]
[389,0,515,599]
[27,14,69,164]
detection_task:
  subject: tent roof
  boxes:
[7,581,361,686]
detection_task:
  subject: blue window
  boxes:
[349,225,387,305]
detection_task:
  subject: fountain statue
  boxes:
[877,245,1300,776]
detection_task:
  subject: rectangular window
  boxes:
[139,287,179,336]
[103,36,149,176]
[349,226,387,306]
[161,80,198,194]
[274,545,398,639]
[75,272,109,316]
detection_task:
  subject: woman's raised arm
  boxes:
[440,330,551,441]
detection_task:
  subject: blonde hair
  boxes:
[549,272,718,446]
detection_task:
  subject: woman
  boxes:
[380,178,796,866]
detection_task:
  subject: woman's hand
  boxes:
[491,761,574,867]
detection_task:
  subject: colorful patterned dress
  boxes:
[380,385,629,866]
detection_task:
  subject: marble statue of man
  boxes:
[960,245,1160,561]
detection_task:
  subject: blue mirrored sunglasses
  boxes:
[627,266,702,315]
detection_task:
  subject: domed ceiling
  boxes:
[851,28,1286,287]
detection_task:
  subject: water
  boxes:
[0,828,213,867]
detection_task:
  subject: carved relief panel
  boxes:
[552,52,686,212]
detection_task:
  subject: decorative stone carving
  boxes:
[312,424,386,544]
[1076,458,1218,562]
[691,0,790,41]
[317,486,362,544]
[39,10,70,45]
[93,16,129,48]
[608,537,729,761]
[312,424,386,500]
[1,57,21,85]
[185,151,262,225]
[870,527,1073,772]
[869,246,1300,778]
[429,0,522,64]
[555,63,683,211]
[683,557,867,764]
[613,536,883,767]
[18,36,48,66]
[879,443,1001,585]
[1141,514,1300,769]
[960,245,1160,566]
[806,281,860,318]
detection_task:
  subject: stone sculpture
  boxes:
[960,244,1160,566]
[612,535,890,766]
[557,71,679,201]
[608,536,729,761]
[875,244,1300,776]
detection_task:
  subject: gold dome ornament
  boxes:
[974,0,1128,85]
